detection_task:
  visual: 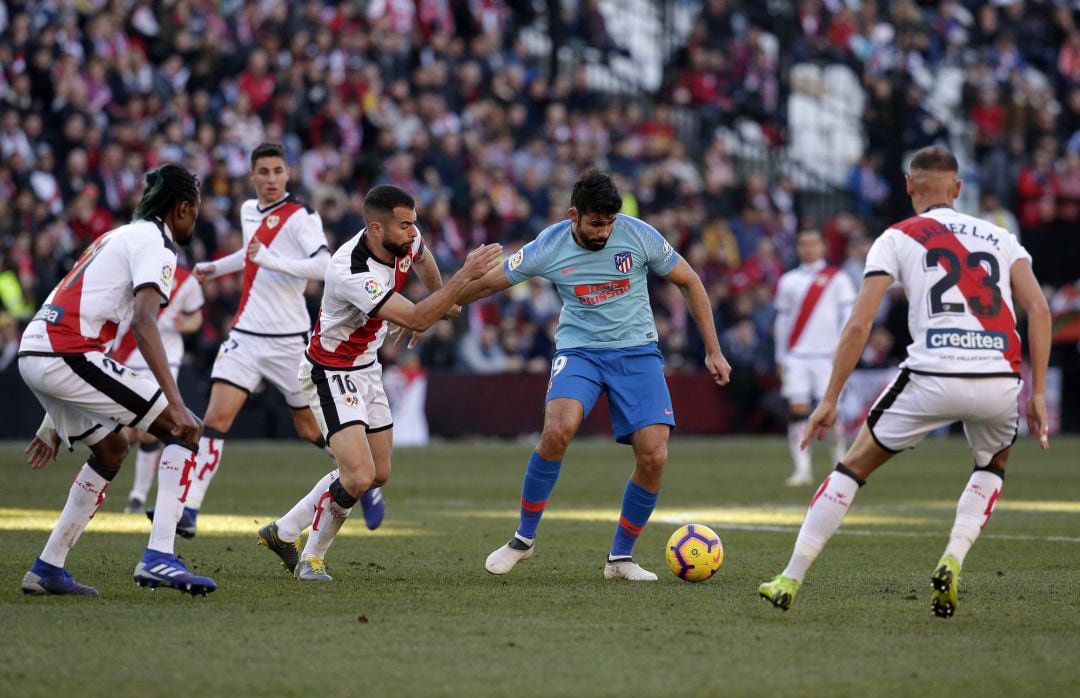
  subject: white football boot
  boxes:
[484,535,535,574]
[604,557,658,581]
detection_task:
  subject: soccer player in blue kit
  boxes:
[457,170,732,580]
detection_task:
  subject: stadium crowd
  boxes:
[1,0,1079,429]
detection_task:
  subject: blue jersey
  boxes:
[504,214,679,349]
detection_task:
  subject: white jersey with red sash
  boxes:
[774,260,856,364]
[112,266,204,368]
[864,206,1030,376]
[233,195,329,336]
[20,219,177,355]
[306,230,425,369]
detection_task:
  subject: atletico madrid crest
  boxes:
[614,251,633,273]
[267,215,280,229]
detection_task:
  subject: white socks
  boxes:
[787,420,811,478]
[302,490,351,560]
[128,444,160,503]
[944,469,1003,565]
[147,444,196,554]
[40,464,109,568]
[183,435,224,511]
[782,469,862,583]
[831,423,847,466]
[276,470,338,542]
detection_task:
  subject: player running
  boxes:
[112,262,204,514]
[153,142,383,538]
[257,185,501,581]
[758,146,1051,618]
[458,169,731,581]
[773,229,857,486]
[18,163,214,596]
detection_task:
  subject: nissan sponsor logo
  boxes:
[926,328,1007,351]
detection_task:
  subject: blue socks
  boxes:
[516,451,562,540]
[610,480,659,558]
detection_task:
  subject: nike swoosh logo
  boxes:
[664,409,673,415]
[561,267,577,274]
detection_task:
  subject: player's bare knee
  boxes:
[337,469,374,500]
[537,426,574,459]
[91,433,129,473]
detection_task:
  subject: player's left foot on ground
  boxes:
[21,558,99,596]
[784,474,815,487]
[758,574,801,611]
[296,556,332,582]
[145,506,199,539]
[360,487,385,530]
[485,535,534,575]
[931,554,961,619]
[125,497,145,514]
[134,550,216,596]
[257,522,301,573]
[603,557,658,581]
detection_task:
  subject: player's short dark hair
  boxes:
[363,185,416,223]
[908,146,958,174]
[250,142,286,168]
[570,169,622,216]
[132,163,200,222]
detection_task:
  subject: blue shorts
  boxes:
[546,344,674,445]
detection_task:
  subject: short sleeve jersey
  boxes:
[504,214,679,350]
[233,195,330,335]
[20,219,177,355]
[774,260,857,362]
[864,206,1031,375]
[306,230,425,368]
[112,266,204,366]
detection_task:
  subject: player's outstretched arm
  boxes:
[378,243,502,332]
[802,274,892,449]
[131,287,200,444]
[664,257,731,385]
[247,238,330,280]
[1011,258,1052,449]
[456,263,513,306]
[193,248,244,283]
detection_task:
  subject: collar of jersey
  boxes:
[359,231,397,267]
[800,259,827,272]
[257,193,291,214]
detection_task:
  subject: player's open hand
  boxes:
[193,263,215,284]
[389,324,422,349]
[166,403,202,445]
[25,430,61,470]
[1027,392,1049,451]
[705,351,731,386]
[461,243,503,280]
[801,400,838,450]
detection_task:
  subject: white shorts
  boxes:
[866,370,1021,466]
[122,349,180,382]
[298,356,392,440]
[19,352,168,447]
[211,330,308,409]
[781,356,832,404]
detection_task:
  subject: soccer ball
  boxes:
[666,524,724,582]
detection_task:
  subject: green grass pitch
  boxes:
[1,436,1078,697]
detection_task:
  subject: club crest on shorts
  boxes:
[614,251,633,273]
[343,394,360,408]
[267,215,280,229]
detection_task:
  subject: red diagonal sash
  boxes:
[787,267,840,350]
[892,216,1020,371]
[233,202,303,324]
